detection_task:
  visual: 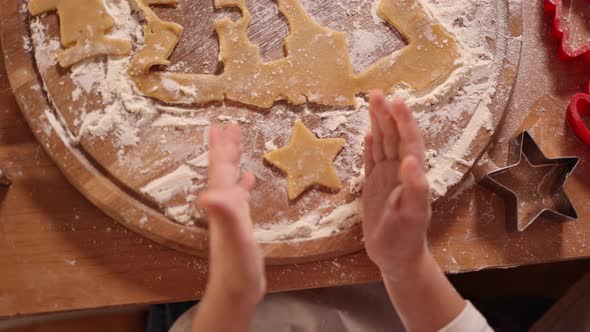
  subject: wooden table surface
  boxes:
[2,1,590,318]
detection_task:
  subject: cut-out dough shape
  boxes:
[264,120,346,200]
[130,0,462,108]
[28,0,132,68]
[129,0,184,74]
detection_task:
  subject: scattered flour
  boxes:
[140,165,204,202]
[264,140,278,151]
[28,0,519,243]
[217,114,251,124]
[152,115,210,127]
[187,152,209,168]
[29,19,60,72]
[165,204,195,225]
[323,115,348,132]
[70,61,105,102]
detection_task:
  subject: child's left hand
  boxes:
[361,90,431,279]
[196,125,266,307]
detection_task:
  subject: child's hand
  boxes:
[361,91,484,332]
[362,90,431,279]
[196,125,266,307]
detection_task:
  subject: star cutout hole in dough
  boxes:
[129,0,461,108]
[264,120,346,200]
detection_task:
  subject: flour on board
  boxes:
[28,0,519,242]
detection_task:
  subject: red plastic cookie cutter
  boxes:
[545,0,590,60]
[567,82,590,147]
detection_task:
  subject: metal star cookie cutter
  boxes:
[479,131,580,232]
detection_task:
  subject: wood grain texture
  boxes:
[2,0,370,264]
[2,0,590,320]
[0,0,520,264]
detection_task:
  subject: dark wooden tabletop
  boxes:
[1,1,590,318]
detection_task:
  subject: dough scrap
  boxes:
[264,120,346,200]
[130,0,462,108]
[28,0,132,68]
[129,0,184,74]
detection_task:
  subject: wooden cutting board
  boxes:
[0,0,522,264]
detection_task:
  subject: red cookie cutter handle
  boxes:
[545,0,590,61]
[567,82,590,147]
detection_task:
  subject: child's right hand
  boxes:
[197,125,266,306]
[361,90,432,280]
[192,125,265,331]
[361,91,488,332]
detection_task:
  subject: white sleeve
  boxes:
[438,301,494,332]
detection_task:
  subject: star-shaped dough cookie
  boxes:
[264,120,346,200]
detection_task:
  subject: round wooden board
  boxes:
[1,0,522,265]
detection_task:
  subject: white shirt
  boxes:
[440,301,493,332]
[171,283,493,332]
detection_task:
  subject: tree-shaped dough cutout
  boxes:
[129,0,463,108]
[28,0,132,67]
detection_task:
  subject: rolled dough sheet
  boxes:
[129,0,462,108]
